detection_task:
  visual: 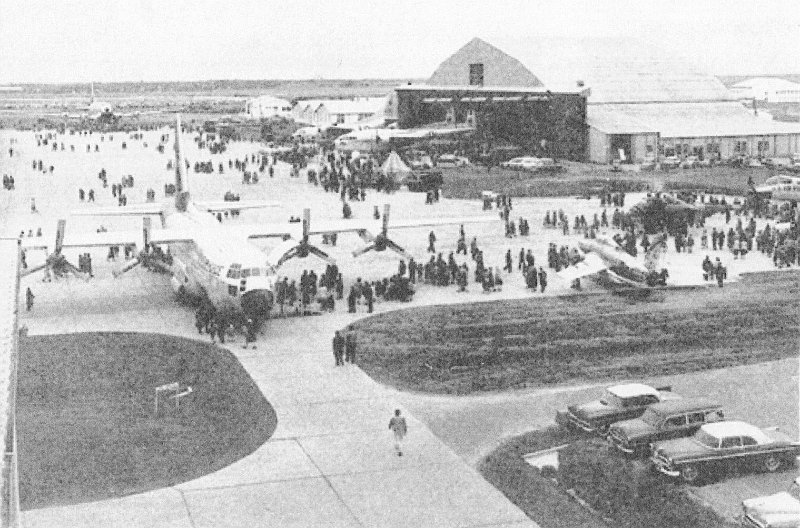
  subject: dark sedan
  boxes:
[651,421,800,484]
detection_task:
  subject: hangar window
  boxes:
[469,63,484,86]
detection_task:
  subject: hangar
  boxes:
[401,37,800,165]
[395,38,589,161]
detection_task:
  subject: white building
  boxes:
[291,97,388,128]
[469,36,800,164]
[730,77,800,103]
[244,95,293,119]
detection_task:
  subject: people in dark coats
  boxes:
[345,332,357,363]
[333,331,345,366]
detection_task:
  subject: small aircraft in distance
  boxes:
[627,193,729,234]
[557,234,668,293]
[44,82,161,122]
[20,115,497,321]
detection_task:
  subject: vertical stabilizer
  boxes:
[173,115,189,211]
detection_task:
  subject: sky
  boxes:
[1,0,800,83]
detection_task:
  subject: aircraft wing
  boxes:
[387,215,498,230]
[149,228,197,245]
[70,204,166,217]
[19,238,51,251]
[228,223,302,240]
[62,229,144,248]
[557,253,608,282]
[307,219,378,235]
[61,227,195,248]
[194,200,279,213]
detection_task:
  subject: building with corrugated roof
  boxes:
[399,37,800,164]
[291,97,388,128]
[244,95,293,119]
[731,77,800,103]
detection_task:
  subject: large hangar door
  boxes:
[610,134,633,163]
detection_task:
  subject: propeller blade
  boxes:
[352,244,377,258]
[55,219,66,254]
[142,217,151,248]
[382,204,390,236]
[275,246,300,267]
[113,258,141,278]
[307,246,336,264]
[385,239,412,260]
[303,208,310,239]
[20,263,47,278]
[357,229,376,243]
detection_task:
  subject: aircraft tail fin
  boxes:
[173,114,189,211]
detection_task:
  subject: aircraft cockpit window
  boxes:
[226,264,242,279]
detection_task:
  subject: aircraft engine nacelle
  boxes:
[373,234,388,252]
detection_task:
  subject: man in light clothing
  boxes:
[388,409,408,456]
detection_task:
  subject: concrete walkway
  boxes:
[20,274,539,528]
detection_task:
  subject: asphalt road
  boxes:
[399,357,799,522]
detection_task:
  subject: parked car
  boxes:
[500,157,533,170]
[527,157,564,173]
[555,383,679,434]
[661,155,681,169]
[764,157,792,169]
[607,398,724,456]
[436,154,470,167]
[402,169,443,193]
[651,421,800,484]
[681,156,700,169]
[741,477,800,528]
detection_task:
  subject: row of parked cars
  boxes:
[555,382,800,485]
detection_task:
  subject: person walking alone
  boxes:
[332,331,345,366]
[388,409,408,456]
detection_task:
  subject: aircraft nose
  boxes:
[241,289,273,320]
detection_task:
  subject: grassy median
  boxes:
[17,332,277,510]
[350,270,800,395]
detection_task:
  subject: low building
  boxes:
[244,95,292,120]
[731,77,800,103]
[291,97,388,128]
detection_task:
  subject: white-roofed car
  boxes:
[555,383,679,434]
[742,477,800,528]
[436,154,470,167]
[651,421,800,484]
[500,157,531,170]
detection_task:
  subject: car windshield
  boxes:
[640,408,662,426]
[600,391,623,408]
[695,429,719,448]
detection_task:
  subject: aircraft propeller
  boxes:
[271,208,334,267]
[21,219,87,280]
[352,204,411,259]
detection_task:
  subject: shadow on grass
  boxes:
[17,332,276,510]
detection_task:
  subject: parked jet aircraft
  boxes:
[557,234,668,292]
[20,115,497,320]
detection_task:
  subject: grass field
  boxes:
[478,427,606,528]
[441,163,780,199]
[349,271,800,395]
[17,332,276,510]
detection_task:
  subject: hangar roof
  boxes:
[439,37,734,104]
[589,101,800,137]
